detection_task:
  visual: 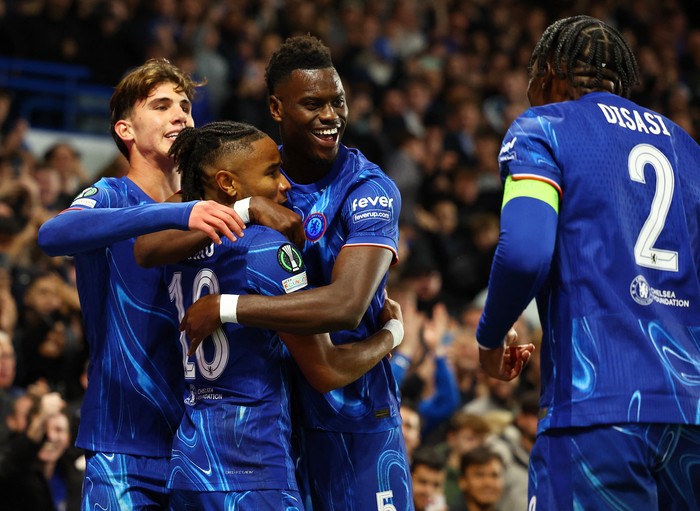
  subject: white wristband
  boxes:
[233,197,251,224]
[382,319,404,349]
[219,294,240,324]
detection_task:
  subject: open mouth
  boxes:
[311,127,339,146]
[165,131,181,140]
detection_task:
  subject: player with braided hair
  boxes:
[477,15,700,510]
[135,35,413,510]
[527,15,639,98]
[161,120,403,510]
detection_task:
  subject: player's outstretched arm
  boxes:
[135,196,302,267]
[279,297,404,393]
[134,200,246,267]
[180,245,394,351]
[39,202,200,256]
[238,245,392,332]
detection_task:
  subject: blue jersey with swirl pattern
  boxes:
[164,226,306,492]
[283,144,402,433]
[39,177,188,457]
[498,92,700,431]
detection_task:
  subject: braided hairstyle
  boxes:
[169,121,266,202]
[265,35,334,96]
[528,15,640,98]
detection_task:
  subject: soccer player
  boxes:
[37,59,246,510]
[163,120,404,510]
[476,15,700,510]
[136,36,413,510]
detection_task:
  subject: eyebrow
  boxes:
[147,96,192,109]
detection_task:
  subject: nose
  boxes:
[319,103,338,122]
[279,174,291,194]
[174,107,191,126]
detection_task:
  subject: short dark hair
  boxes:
[411,446,447,473]
[460,446,504,475]
[169,121,266,202]
[529,15,640,98]
[265,35,333,96]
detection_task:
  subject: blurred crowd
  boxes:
[0,0,698,510]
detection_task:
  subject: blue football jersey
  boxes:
[165,225,308,492]
[499,92,700,430]
[282,144,402,433]
[50,177,186,457]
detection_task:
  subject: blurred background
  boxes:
[0,1,697,509]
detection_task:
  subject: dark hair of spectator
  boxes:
[109,58,204,159]
[169,121,266,202]
[528,15,640,98]
[460,446,504,475]
[43,141,81,162]
[265,35,334,96]
[411,446,447,473]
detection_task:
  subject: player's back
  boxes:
[503,92,700,429]
[165,225,301,492]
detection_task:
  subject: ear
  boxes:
[269,95,283,123]
[543,63,574,102]
[215,170,238,199]
[114,119,133,142]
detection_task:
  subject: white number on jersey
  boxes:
[628,143,678,272]
[376,490,397,511]
[168,269,229,381]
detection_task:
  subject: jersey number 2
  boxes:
[628,143,678,272]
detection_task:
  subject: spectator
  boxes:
[0,390,81,511]
[440,412,492,510]
[43,142,91,198]
[452,446,505,511]
[14,272,83,399]
[487,391,539,511]
[463,373,520,417]
[412,446,448,511]
[401,399,423,463]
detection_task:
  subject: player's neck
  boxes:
[126,153,179,202]
[282,151,333,185]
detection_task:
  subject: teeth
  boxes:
[314,128,337,136]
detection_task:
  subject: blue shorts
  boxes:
[170,489,304,510]
[82,451,170,510]
[300,426,413,511]
[529,424,700,511]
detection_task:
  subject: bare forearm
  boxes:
[325,330,393,384]
[281,329,393,392]
[238,286,371,334]
[135,229,210,267]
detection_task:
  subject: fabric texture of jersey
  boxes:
[82,451,170,511]
[528,424,700,511]
[165,225,306,492]
[40,177,188,457]
[282,144,402,434]
[498,92,700,431]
